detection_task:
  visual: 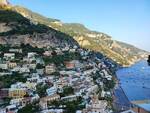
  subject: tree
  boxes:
[0,72,27,88]
[104,79,115,91]
[36,63,44,69]
[17,103,39,113]
[36,83,49,97]
[64,97,84,113]
[60,86,74,97]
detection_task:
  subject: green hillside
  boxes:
[1,5,148,66]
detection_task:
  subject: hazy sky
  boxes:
[10,0,150,51]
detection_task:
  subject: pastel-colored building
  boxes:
[40,94,60,109]
[9,88,27,99]
[8,62,17,69]
[65,61,75,69]
[45,64,56,75]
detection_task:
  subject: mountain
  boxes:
[0,8,78,48]
[0,3,148,66]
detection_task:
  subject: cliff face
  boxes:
[0,0,9,5]
[0,0,11,11]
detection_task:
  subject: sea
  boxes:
[116,60,150,102]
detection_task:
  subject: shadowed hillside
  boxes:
[0,9,78,48]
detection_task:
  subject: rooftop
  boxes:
[137,103,150,112]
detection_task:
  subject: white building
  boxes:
[61,95,77,102]
[46,86,57,96]
[4,53,15,60]
[28,52,36,58]
[9,49,22,53]
[41,109,63,113]
[0,63,8,69]
[27,73,40,82]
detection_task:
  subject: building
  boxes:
[6,104,17,113]
[10,98,23,106]
[9,49,22,53]
[8,62,17,69]
[43,51,52,56]
[41,109,63,113]
[55,48,63,55]
[9,88,27,99]
[46,87,57,96]
[87,85,98,95]
[62,46,69,52]
[10,97,31,107]
[0,88,9,98]
[28,63,36,69]
[27,73,40,82]
[40,94,60,110]
[61,95,77,102]
[4,53,15,60]
[27,52,36,58]
[132,102,150,113]
[36,68,44,75]
[0,72,12,76]
[19,67,30,73]
[121,110,136,113]
[25,82,37,90]
[85,95,108,113]
[45,64,56,75]
[54,77,68,92]
[0,63,8,69]
[69,48,76,53]
[65,61,75,69]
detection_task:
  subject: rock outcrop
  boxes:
[0,0,9,5]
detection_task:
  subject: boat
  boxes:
[147,55,150,65]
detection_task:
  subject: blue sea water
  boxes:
[116,60,150,101]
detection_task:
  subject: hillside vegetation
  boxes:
[0,8,78,48]
[0,4,148,66]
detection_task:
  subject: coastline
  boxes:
[113,59,150,112]
[112,61,134,112]
[112,75,131,112]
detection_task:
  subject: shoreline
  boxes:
[113,59,150,112]
[112,71,132,112]
[113,79,131,112]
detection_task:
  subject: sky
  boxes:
[9,0,150,51]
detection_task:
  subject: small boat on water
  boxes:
[147,55,150,65]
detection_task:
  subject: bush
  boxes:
[36,63,44,69]
[18,103,39,113]
[36,83,49,97]
[60,86,74,97]
[0,72,27,88]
